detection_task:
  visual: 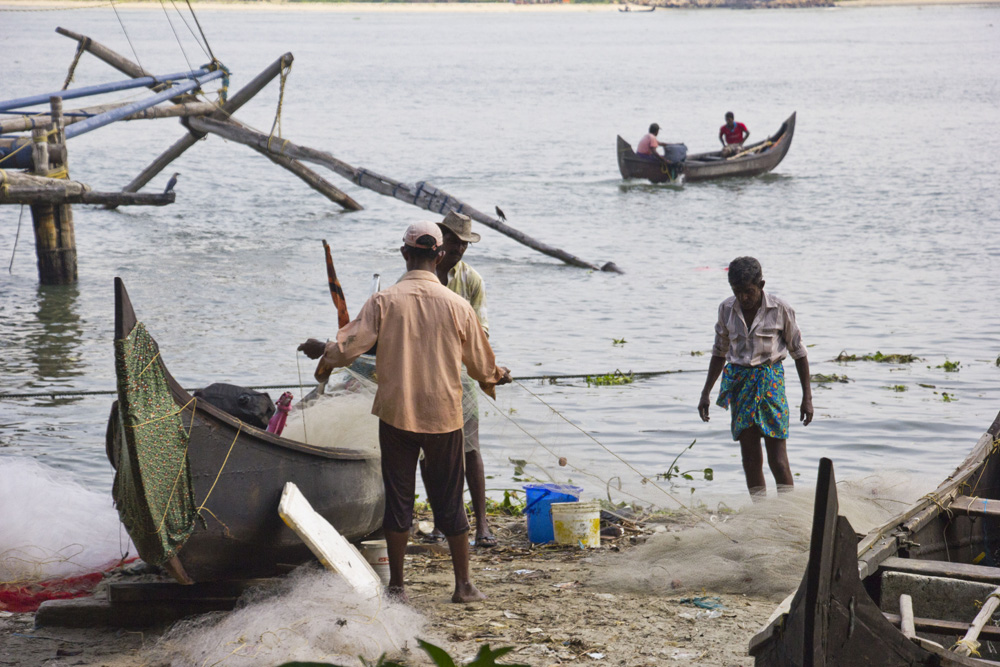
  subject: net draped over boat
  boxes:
[112,322,199,567]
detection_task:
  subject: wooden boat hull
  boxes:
[107,278,384,583]
[617,112,795,184]
[749,410,1000,666]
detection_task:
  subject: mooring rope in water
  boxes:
[507,379,737,543]
[8,205,24,274]
[0,368,692,401]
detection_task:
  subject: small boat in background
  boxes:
[619,4,656,11]
[617,112,795,184]
[106,278,384,584]
[750,409,1000,666]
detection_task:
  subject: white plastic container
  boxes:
[551,500,601,548]
[360,539,391,586]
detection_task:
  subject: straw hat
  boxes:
[439,211,481,243]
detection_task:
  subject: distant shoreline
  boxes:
[2,0,999,11]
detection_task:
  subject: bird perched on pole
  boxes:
[495,205,506,223]
[164,172,180,194]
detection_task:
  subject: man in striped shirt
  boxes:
[698,257,813,498]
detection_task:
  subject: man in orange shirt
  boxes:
[299,221,511,603]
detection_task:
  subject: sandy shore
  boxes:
[0,511,783,667]
[2,0,999,12]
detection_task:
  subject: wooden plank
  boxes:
[108,578,275,603]
[2,188,174,207]
[884,611,1000,642]
[36,596,235,629]
[951,495,1000,517]
[882,556,1000,585]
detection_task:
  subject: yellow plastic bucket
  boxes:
[551,500,600,548]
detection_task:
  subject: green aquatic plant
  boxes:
[811,373,851,383]
[655,439,714,483]
[690,350,705,356]
[835,350,920,363]
[612,337,627,346]
[586,370,634,386]
[936,360,961,372]
[887,385,907,392]
[942,392,957,403]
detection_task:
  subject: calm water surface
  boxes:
[1,5,998,506]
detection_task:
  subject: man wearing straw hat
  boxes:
[299,221,511,604]
[419,211,497,548]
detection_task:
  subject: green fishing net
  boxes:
[112,322,199,566]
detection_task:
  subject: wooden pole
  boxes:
[0,101,217,135]
[899,594,916,640]
[187,116,617,272]
[249,145,362,211]
[28,97,77,284]
[952,586,1000,656]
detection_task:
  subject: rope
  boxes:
[184,0,216,62]
[196,421,242,515]
[61,41,87,91]
[159,0,194,72]
[0,369,692,401]
[109,0,145,76]
[509,379,736,542]
[952,638,982,657]
[266,61,291,153]
[0,127,59,168]
[169,0,211,60]
[8,205,25,273]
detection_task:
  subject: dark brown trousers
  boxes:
[379,420,469,536]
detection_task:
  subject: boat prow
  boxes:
[750,410,1000,666]
[108,278,384,583]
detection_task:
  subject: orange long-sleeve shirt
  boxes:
[320,270,505,434]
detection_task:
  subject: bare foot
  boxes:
[385,585,410,604]
[452,581,486,603]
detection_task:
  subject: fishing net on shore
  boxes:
[150,565,423,666]
[591,471,930,601]
[0,457,134,611]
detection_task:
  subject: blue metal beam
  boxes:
[64,70,224,139]
[0,67,212,113]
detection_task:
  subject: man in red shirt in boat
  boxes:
[719,112,750,158]
[636,123,663,159]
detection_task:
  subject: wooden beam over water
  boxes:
[187,115,618,272]
[0,101,216,135]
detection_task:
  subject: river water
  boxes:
[1,4,999,509]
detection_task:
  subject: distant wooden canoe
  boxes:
[749,409,1000,666]
[617,112,795,184]
[106,277,384,583]
[619,5,656,11]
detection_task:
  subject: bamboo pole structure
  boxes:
[28,97,77,284]
[0,172,174,206]
[187,116,618,272]
[0,101,217,135]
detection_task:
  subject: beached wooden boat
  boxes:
[617,112,795,184]
[619,4,656,11]
[749,409,1000,666]
[106,277,384,584]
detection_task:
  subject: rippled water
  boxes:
[1,5,998,505]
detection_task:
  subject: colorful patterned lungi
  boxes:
[716,362,789,441]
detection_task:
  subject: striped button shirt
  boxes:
[712,291,807,367]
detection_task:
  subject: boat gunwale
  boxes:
[113,277,378,462]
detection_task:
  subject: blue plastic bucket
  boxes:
[523,483,583,544]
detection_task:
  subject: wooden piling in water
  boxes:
[29,97,77,284]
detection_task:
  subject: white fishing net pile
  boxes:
[281,369,379,455]
[0,457,131,583]
[592,471,930,601]
[150,565,424,666]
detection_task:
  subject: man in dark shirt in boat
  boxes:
[697,257,813,499]
[719,112,750,158]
